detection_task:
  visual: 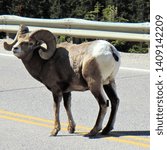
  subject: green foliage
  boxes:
[85,2,103,20]
[57,35,66,43]
[0,0,150,22]
[102,5,117,22]
[112,40,148,53]
[0,0,51,18]
[0,32,6,38]
[128,43,148,53]
[111,40,126,52]
[114,0,150,23]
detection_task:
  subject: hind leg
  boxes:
[102,81,120,134]
[82,58,108,136]
[86,84,108,136]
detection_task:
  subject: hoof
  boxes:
[84,132,98,137]
[101,127,113,135]
[67,125,75,134]
[84,128,101,137]
[50,128,60,136]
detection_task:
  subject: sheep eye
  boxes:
[20,42,28,47]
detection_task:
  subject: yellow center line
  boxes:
[0,115,67,131]
[123,136,150,142]
[0,109,91,130]
[0,109,150,148]
[0,115,53,128]
[0,109,54,123]
[105,137,149,148]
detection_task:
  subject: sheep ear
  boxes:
[30,30,56,60]
[20,24,29,34]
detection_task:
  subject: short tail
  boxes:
[110,45,119,62]
[112,52,119,62]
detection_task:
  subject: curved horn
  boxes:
[3,25,29,51]
[4,30,19,51]
[30,30,56,60]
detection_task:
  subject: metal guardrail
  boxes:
[0,15,150,42]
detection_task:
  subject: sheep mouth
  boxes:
[12,50,24,59]
[13,52,22,58]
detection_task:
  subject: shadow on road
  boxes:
[87,130,150,139]
[106,130,150,137]
[56,130,150,138]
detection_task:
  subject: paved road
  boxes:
[0,43,149,150]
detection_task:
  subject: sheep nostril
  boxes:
[13,47,18,53]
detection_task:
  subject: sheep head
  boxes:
[3,25,57,60]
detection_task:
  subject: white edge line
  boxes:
[0,53,150,73]
[120,67,150,73]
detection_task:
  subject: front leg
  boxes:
[50,93,62,136]
[63,92,76,133]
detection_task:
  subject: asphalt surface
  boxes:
[0,41,150,150]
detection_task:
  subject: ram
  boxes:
[4,25,121,137]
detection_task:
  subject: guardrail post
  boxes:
[6,32,9,39]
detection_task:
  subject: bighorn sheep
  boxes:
[4,25,120,137]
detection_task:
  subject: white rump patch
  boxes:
[89,40,120,84]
